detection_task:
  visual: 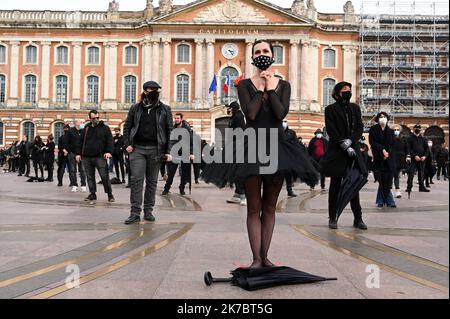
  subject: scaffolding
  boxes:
[359,1,449,117]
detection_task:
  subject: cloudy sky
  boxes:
[0,0,446,14]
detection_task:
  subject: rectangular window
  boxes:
[26,46,37,64]
[57,47,68,64]
[0,46,5,63]
[273,46,283,65]
[88,47,100,65]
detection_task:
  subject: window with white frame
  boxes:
[87,46,100,65]
[87,75,99,104]
[124,75,136,104]
[53,122,65,146]
[0,74,5,103]
[125,46,137,65]
[273,45,283,65]
[323,49,336,68]
[56,46,68,64]
[177,44,190,63]
[56,75,68,104]
[25,75,37,103]
[26,45,37,64]
[322,78,336,107]
[0,45,5,63]
[176,74,189,103]
[22,121,35,141]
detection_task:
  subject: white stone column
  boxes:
[300,40,320,112]
[151,38,160,84]
[343,44,359,91]
[7,41,20,107]
[161,38,172,104]
[245,39,254,78]
[309,40,320,112]
[71,41,82,109]
[141,37,153,83]
[39,41,51,108]
[194,38,204,109]
[289,39,300,111]
[103,41,118,110]
[206,39,215,107]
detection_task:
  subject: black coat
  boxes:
[75,121,114,158]
[229,110,246,130]
[43,141,55,164]
[435,146,449,166]
[406,135,430,159]
[113,134,125,155]
[393,137,408,170]
[320,101,366,178]
[369,124,396,174]
[66,127,82,154]
[31,141,44,162]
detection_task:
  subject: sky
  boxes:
[0,0,447,14]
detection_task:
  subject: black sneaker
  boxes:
[162,190,170,195]
[353,219,368,230]
[108,193,115,202]
[57,183,63,187]
[144,212,156,222]
[84,193,97,201]
[328,218,338,229]
[179,189,186,196]
[124,214,140,225]
[419,188,430,192]
[287,192,297,197]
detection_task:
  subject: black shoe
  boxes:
[387,204,397,208]
[125,184,131,188]
[328,218,338,229]
[425,184,430,188]
[353,219,368,230]
[195,179,199,184]
[124,214,140,225]
[57,183,63,187]
[108,193,115,202]
[18,174,22,176]
[377,204,384,208]
[144,212,156,222]
[419,188,430,192]
[179,189,186,196]
[287,192,297,197]
[430,181,434,184]
[162,190,169,195]
[122,179,126,184]
[84,193,97,201]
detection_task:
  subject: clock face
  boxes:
[222,43,238,60]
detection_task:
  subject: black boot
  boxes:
[124,214,140,225]
[328,217,338,229]
[353,218,368,230]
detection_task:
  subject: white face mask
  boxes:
[379,118,388,126]
[282,122,288,130]
[394,130,400,137]
[428,142,433,147]
[316,134,323,139]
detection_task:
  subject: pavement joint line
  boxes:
[292,225,449,293]
[29,222,194,299]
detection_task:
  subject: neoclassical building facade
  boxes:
[0,0,447,147]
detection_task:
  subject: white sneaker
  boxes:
[226,196,241,204]
[71,186,78,192]
[81,186,87,193]
[240,198,247,206]
[395,191,402,198]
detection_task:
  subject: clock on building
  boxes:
[221,43,238,60]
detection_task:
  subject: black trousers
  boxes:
[57,155,70,185]
[160,161,166,177]
[113,153,125,181]
[163,161,190,192]
[329,176,362,220]
[407,160,425,190]
[193,162,201,182]
[33,160,44,179]
[285,175,294,194]
[437,164,448,179]
[82,157,112,195]
[19,156,30,175]
[45,161,54,181]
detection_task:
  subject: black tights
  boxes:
[244,174,284,268]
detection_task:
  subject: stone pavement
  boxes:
[0,169,448,299]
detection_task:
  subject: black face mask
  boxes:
[414,129,421,134]
[252,55,275,71]
[144,91,160,105]
[341,91,352,102]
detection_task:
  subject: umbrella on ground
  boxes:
[336,160,368,221]
[204,266,336,291]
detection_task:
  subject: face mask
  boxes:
[359,139,365,144]
[428,142,433,147]
[414,129,421,135]
[378,118,388,126]
[115,132,120,136]
[144,91,160,105]
[80,124,85,130]
[394,130,400,137]
[282,122,288,130]
[341,91,352,102]
[252,55,275,71]
[316,133,323,139]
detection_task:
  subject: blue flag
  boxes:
[208,74,217,94]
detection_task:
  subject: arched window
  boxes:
[26,45,37,64]
[125,46,137,65]
[324,49,336,68]
[87,75,99,104]
[25,75,37,103]
[87,46,100,64]
[220,67,239,104]
[273,45,284,65]
[322,78,336,107]
[176,74,189,102]
[177,44,190,63]
[56,75,68,104]
[0,121,3,146]
[22,121,35,141]
[53,122,65,146]
[0,74,5,104]
[424,125,445,146]
[56,46,68,64]
[124,75,137,104]
[0,45,5,63]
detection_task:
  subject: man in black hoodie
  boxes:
[406,124,430,193]
[75,110,114,202]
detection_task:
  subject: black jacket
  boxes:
[66,127,82,154]
[170,120,194,158]
[436,146,449,166]
[113,134,125,155]
[75,121,114,158]
[320,101,366,178]
[18,141,32,158]
[369,124,396,173]
[58,132,70,156]
[393,137,409,170]
[31,141,44,162]
[123,101,173,159]
[43,141,55,164]
[406,134,430,159]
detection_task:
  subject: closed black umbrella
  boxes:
[336,161,368,220]
[204,266,336,291]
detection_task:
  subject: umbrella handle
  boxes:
[204,272,231,286]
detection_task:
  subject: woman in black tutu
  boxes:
[202,40,318,268]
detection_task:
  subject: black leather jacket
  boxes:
[123,101,173,159]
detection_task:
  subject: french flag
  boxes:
[223,74,231,94]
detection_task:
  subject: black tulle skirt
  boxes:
[201,133,319,188]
